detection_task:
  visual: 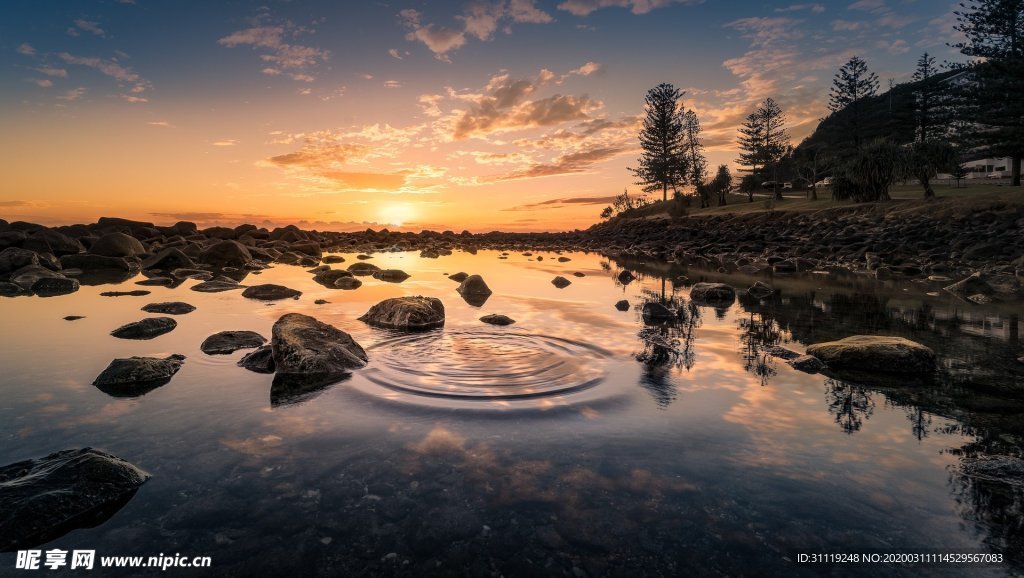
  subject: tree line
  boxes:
[601,0,1023,219]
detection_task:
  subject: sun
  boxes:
[378,203,417,227]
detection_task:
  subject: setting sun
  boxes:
[378,203,417,227]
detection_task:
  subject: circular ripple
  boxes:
[359,330,611,404]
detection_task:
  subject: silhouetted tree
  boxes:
[737,98,790,201]
[912,52,942,143]
[908,140,958,199]
[828,56,880,152]
[681,109,708,207]
[709,164,732,206]
[631,83,687,201]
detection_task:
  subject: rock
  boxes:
[347,262,381,276]
[448,272,469,282]
[23,229,82,256]
[171,268,212,279]
[0,448,149,551]
[61,253,139,273]
[238,345,275,373]
[960,455,1024,488]
[89,232,146,258]
[641,302,675,324]
[314,299,329,305]
[573,272,586,277]
[201,331,267,355]
[558,257,571,262]
[0,282,25,296]
[420,249,440,258]
[110,317,177,340]
[356,254,373,260]
[333,276,362,290]
[322,255,346,264]
[0,247,43,277]
[242,284,301,301]
[92,354,185,396]
[614,299,630,311]
[11,264,63,289]
[373,269,411,283]
[141,302,195,315]
[551,276,572,288]
[359,296,445,331]
[141,248,195,271]
[767,346,801,360]
[100,290,151,297]
[480,314,515,326]
[690,282,736,306]
[313,269,354,288]
[944,272,1022,301]
[457,274,492,307]
[787,354,826,373]
[31,276,80,297]
[271,313,367,381]
[198,240,253,268]
[747,281,775,299]
[290,241,322,257]
[135,277,174,287]
[806,336,935,374]
[617,270,636,284]
[190,276,245,293]
[63,315,85,321]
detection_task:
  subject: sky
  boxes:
[1,0,967,232]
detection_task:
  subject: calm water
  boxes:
[1,249,1022,576]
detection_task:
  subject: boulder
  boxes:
[689,282,736,307]
[92,354,185,396]
[60,253,138,273]
[641,302,675,324]
[198,240,253,268]
[135,277,174,287]
[617,270,636,285]
[110,317,177,340]
[457,274,492,307]
[31,276,80,297]
[787,355,826,373]
[614,299,630,311]
[322,255,346,264]
[333,276,362,290]
[0,448,149,551]
[0,247,45,278]
[201,331,267,355]
[238,345,275,373]
[141,302,195,315]
[806,336,935,374]
[242,284,301,301]
[10,265,63,290]
[141,248,195,271]
[944,272,1022,302]
[347,262,381,276]
[89,233,146,258]
[99,290,150,297]
[23,229,82,256]
[271,314,367,381]
[557,256,571,262]
[480,314,515,326]
[448,272,469,282]
[190,276,245,293]
[573,272,585,277]
[359,296,445,331]
[373,269,411,283]
[747,281,775,299]
[313,269,354,288]
[551,276,572,288]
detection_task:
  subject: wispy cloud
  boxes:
[148,120,173,127]
[58,87,87,101]
[218,15,329,81]
[71,19,106,37]
[400,1,554,61]
[775,3,825,13]
[29,78,53,88]
[212,139,238,146]
[57,51,152,99]
[502,195,619,210]
[37,67,68,78]
[17,43,36,56]
[556,0,704,17]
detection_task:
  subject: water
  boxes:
[1,249,1022,576]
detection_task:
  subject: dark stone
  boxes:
[551,276,572,288]
[614,299,630,311]
[767,346,801,360]
[141,247,196,271]
[198,240,253,268]
[238,345,275,373]
[23,229,83,256]
[201,331,267,355]
[92,354,185,397]
[788,354,826,373]
[689,282,736,307]
[322,255,346,264]
[747,281,775,299]
[100,290,151,297]
[617,270,636,284]
[480,314,515,326]
[557,256,571,262]
[641,302,675,324]
[373,269,411,283]
[141,302,195,315]
[359,296,445,331]
[448,272,469,282]
[135,277,174,287]
[313,269,354,288]
[31,276,80,297]
[0,282,26,296]
[314,299,329,305]
[0,448,149,551]
[0,247,42,277]
[61,253,139,273]
[63,315,85,321]
[190,276,245,293]
[111,317,177,340]
[347,262,381,276]
[806,336,935,374]
[242,284,302,301]
[334,276,362,290]
[89,232,146,258]
[573,272,585,277]
[272,313,367,382]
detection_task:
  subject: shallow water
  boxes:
[1,249,1022,576]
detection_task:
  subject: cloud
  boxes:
[400,2,553,61]
[57,52,150,96]
[121,94,148,103]
[878,38,909,54]
[775,3,825,13]
[848,0,884,11]
[400,9,467,61]
[148,120,173,127]
[37,67,68,78]
[494,146,626,181]
[569,61,604,77]
[832,19,864,31]
[218,19,328,80]
[503,195,619,210]
[458,1,505,41]
[58,87,86,101]
[0,200,31,207]
[29,79,54,88]
[509,0,554,23]
[73,19,106,37]
[384,80,402,88]
[388,48,403,59]
[17,43,36,56]
[556,0,704,17]
[212,139,238,146]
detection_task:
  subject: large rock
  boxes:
[373,269,411,283]
[92,354,185,396]
[641,302,675,324]
[89,232,146,258]
[747,281,775,299]
[359,296,445,330]
[201,330,267,354]
[238,345,275,373]
[190,276,245,293]
[110,317,177,340]
[456,274,492,307]
[142,247,196,271]
[31,276,80,297]
[689,282,736,306]
[551,276,572,288]
[242,284,301,301]
[0,448,149,551]
[141,302,195,315]
[271,314,367,381]
[60,253,139,273]
[313,269,355,288]
[347,262,381,276]
[0,247,42,277]
[198,240,253,268]
[480,314,515,326]
[806,336,935,374]
[23,229,83,256]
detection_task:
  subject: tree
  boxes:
[908,140,958,198]
[950,0,1024,186]
[838,139,906,202]
[599,188,652,220]
[828,56,880,152]
[709,164,732,206]
[911,52,942,143]
[631,83,687,201]
[681,109,709,207]
[796,147,832,201]
[951,163,969,188]
[736,98,790,201]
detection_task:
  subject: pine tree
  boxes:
[950,0,1024,186]
[630,83,687,201]
[736,98,790,201]
[681,109,708,207]
[828,56,879,152]
[911,52,941,143]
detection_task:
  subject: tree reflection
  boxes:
[824,378,875,434]
[633,278,702,408]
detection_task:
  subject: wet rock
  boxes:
[944,272,1023,302]
[448,272,469,282]
[322,255,346,264]
[359,296,445,331]
[0,247,44,277]
[92,354,185,396]
[313,269,355,288]
[480,314,515,325]
[290,241,322,257]
[201,331,267,355]
[573,272,586,277]
[272,313,368,381]
[373,269,411,283]
[238,345,275,373]
[0,282,25,296]
[356,254,373,260]
[806,336,935,374]
[0,448,150,551]
[61,253,139,274]
[242,284,302,301]
[135,276,174,287]
[551,276,572,288]
[110,317,177,340]
[141,302,195,315]
[689,282,736,307]
[191,276,245,293]
[314,299,329,305]
[198,240,253,268]
[767,346,801,360]
[334,276,362,290]
[64,315,85,321]
[641,302,675,324]
[787,354,826,373]
[347,262,381,276]
[23,229,83,256]
[141,247,195,271]
[11,264,63,290]
[100,290,151,297]
[747,281,775,299]
[617,270,636,284]
[31,276,80,297]
[171,268,213,279]
[89,232,146,258]
[420,249,440,258]
[614,299,630,311]
[457,274,492,307]
[558,257,571,262]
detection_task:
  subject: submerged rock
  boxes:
[641,302,675,324]
[689,282,736,306]
[787,354,826,373]
[359,296,445,331]
[373,269,411,283]
[347,262,381,276]
[480,314,515,326]
[92,354,185,396]
[242,284,302,301]
[272,313,367,382]
[334,276,362,290]
[322,255,346,264]
[806,336,935,374]
[551,276,572,288]
[313,269,354,288]
[190,276,245,293]
[201,330,267,355]
[747,281,775,299]
[0,448,150,551]
[448,272,469,282]
[614,299,630,311]
[100,290,150,297]
[141,302,195,315]
[238,345,275,373]
[110,317,177,340]
[617,270,636,285]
